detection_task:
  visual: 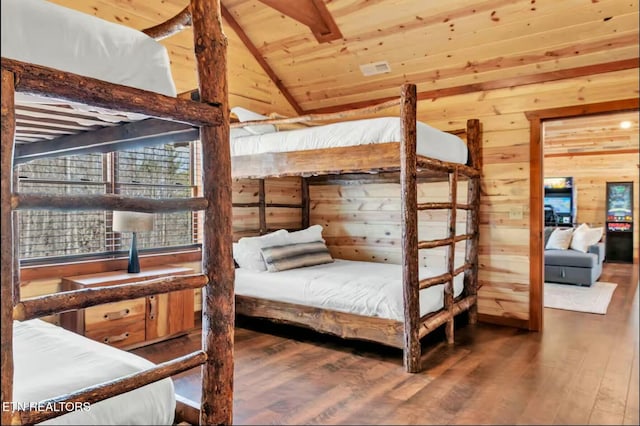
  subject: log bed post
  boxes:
[1,69,16,426]
[444,170,458,344]
[400,83,420,373]
[190,0,234,424]
[464,119,481,324]
[301,177,310,229]
[258,179,267,234]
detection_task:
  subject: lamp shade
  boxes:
[112,211,154,233]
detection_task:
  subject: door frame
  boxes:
[525,98,639,331]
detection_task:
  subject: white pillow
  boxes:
[570,224,603,253]
[235,230,288,271]
[545,227,574,250]
[285,224,325,245]
[230,106,277,135]
[232,242,239,267]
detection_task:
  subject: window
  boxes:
[17,143,198,263]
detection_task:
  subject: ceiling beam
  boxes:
[257,0,342,43]
[221,5,303,115]
[304,58,640,114]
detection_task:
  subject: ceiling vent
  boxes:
[359,61,391,77]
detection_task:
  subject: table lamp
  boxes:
[112,211,155,273]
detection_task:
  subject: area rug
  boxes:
[544,281,617,315]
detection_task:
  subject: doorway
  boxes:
[526,99,639,331]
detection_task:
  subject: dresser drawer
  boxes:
[85,322,146,348]
[84,298,146,348]
[60,266,196,349]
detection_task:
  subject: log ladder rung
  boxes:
[13,350,207,425]
[417,294,477,339]
[417,202,471,211]
[419,263,471,290]
[417,233,471,250]
[232,202,303,209]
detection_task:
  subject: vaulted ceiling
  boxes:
[49,0,639,116]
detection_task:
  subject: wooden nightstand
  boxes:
[60,265,195,349]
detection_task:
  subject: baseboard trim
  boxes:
[479,314,529,330]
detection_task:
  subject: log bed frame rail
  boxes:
[230,85,482,373]
[1,1,233,425]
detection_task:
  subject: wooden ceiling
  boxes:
[543,110,639,156]
[49,0,639,116]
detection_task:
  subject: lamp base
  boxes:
[128,232,141,273]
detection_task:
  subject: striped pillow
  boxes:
[260,241,334,272]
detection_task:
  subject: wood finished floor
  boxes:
[134,262,639,425]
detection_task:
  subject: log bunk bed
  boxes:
[228,85,482,373]
[1,1,233,425]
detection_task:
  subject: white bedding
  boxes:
[230,117,468,164]
[1,0,176,103]
[13,319,175,425]
[235,259,464,321]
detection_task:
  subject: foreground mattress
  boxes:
[13,319,175,425]
[235,259,465,321]
[1,0,176,99]
[230,117,468,164]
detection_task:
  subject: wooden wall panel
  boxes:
[423,68,638,326]
[545,152,639,261]
[232,177,302,236]
[301,68,638,327]
[310,180,469,272]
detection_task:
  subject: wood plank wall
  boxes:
[545,152,639,262]
[310,180,469,271]
[232,177,302,235]
[420,68,637,325]
[228,68,638,327]
[17,69,639,327]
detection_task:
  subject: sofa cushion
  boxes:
[570,224,604,253]
[545,227,574,250]
[544,227,555,247]
[545,249,597,268]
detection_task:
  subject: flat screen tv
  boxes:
[544,195,571,215]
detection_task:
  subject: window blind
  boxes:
[17,143,198,262]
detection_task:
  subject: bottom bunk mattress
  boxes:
[235,259,464,321]
[13,319,176,425]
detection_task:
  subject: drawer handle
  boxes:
[103,332,130,344]
[103,308,131,321]
[148,295,157,320]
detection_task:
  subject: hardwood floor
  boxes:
[134,262,639,425]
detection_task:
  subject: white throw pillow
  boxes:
[570,224,603,253]
[235,230,289,271]
[545,227,574,250]
[285,224,325,245]
[230,106,277,135]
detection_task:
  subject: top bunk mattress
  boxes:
[13,319,176,425]
[235,259,465,321]
[230,117,468,164]
[1,0,177,100]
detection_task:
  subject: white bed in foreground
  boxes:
[230,117,469,165]
[235,259,464,321]
[1,0,176,98]
[13,319,175,425]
